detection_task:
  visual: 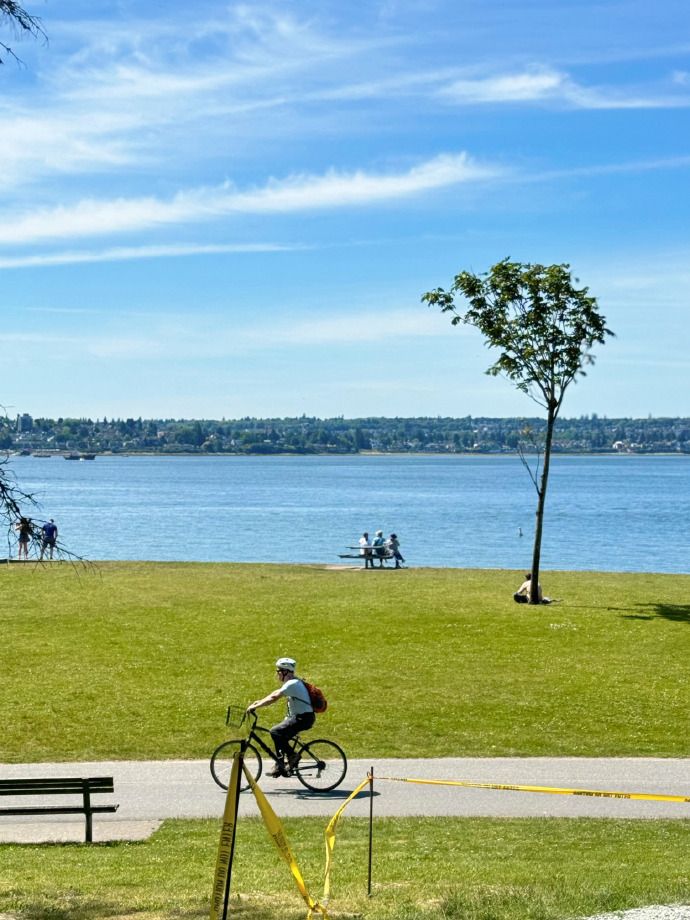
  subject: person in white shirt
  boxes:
[247,657,315,777]
[359,532,373,568]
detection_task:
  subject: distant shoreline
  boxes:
[12,450,690,459]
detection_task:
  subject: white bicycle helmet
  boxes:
[276,657,297,672]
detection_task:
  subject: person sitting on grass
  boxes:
[513,573,562,605]
[246,657,315,778]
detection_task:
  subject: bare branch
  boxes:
[0,0,46,65]
[516,424,542,494]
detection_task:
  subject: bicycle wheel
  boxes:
[295,739,347,792]
[210,740,262,791]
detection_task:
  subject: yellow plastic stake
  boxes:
[210,751,242,920]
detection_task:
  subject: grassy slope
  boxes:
[1,562,688,761]
[1,817,690,920]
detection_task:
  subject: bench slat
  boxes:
[0,777,114,796]
[0,805,119,816]
[0,777,114,785]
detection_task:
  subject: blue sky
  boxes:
[2,0,689,420]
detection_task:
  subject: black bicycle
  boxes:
[210,706,347,793]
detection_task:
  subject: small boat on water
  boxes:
[33,452,53,458]
[80,454,96,460]
[64,453,80,460]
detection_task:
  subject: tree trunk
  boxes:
[530,404,556,604]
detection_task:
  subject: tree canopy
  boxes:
[423,259,613,414]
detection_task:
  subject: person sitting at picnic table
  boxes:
[514,573,561,605]
[385,533,405,569]
[358,532,374,569]
[371,530,387,566]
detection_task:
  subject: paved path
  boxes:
[1,758,689,841]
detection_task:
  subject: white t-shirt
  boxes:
[280,678,313,716]
[359,536,370,555]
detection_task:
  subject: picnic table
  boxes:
[338,546,395,566]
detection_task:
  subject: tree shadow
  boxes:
[620,603,690,624]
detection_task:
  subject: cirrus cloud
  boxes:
[0,153,501,245]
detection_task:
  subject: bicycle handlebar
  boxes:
[243,708,259,730]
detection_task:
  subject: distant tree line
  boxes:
[5,414,690,455]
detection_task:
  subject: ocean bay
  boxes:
[10,454,690,573]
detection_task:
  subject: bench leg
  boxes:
[83,780,93,843]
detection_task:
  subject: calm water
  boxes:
[8,454,690,573]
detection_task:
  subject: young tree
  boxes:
[0,1,46,64]
[423,259,613,603]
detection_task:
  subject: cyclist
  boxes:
[247,657,315,777]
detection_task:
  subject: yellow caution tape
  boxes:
[209,752,241,920]
[243,766,373,919]
[243,764,328,920]
[379,776,690,803]
[322,775,373,908]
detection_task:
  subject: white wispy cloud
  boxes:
[439,69,565,103]
[0,153,500,245]
[534,155,690,182]
[0,242,300,269]
[4,0,688,201]
[1,307,457,362]
[437,66,690,109]
[2,1,688,201]
[0,8,391,190]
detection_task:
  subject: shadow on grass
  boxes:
[265,786,379,801]
[620,603,690,624]
[15,906,209,920]
[0,839,146,850]
[14,900,333,920]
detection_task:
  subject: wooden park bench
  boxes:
[0,776,119,843]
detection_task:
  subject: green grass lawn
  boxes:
[1,562,688,761]
[1,816,689,920]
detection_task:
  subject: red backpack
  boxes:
[301,679,328,713]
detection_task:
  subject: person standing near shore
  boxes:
[16,518,32,560]
[386,533,405,568]
[40,519,58,560]
[359,532,373,568]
